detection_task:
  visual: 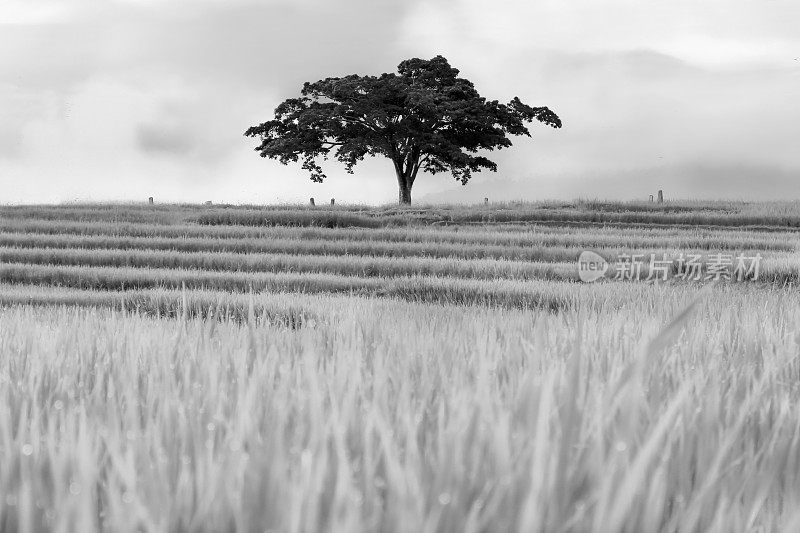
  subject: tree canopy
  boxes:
[245,55,562,204]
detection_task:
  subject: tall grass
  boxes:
[5,231,789,267]
[1,218,792,251]
[1,288,800,531]
[3,246,798,286]
[2,201,798,531]
[194,205,800,229]
[0,281,699,322]
[0,263,591,310]
[0,247,577,282]
[0,232,598,263]
[8,200,800,230]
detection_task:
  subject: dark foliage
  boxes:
[245,55,561,204]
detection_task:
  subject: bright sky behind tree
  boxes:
[1,0,798,203]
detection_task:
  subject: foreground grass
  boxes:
[1,288,800,531]
[2,200,799,531]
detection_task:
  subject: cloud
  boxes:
[136,123,195,156]
[0,0,412,91]
[395,0,799,196]
[0,0,422,203]
[0,1,72,24]
[1,0,798,203]
[399,0,800,67]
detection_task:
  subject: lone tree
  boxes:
[245,55,561,204]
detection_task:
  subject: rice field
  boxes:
[1,201,800,532]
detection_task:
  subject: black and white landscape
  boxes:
[1,1,799,532]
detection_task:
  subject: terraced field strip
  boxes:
[4,228,793,270]
[0,275,716,318]
[3,266,794,315]
[0,247,575,282]
[194,206,800,229]
[0,231,674,263]
[472,218,800,234]
[0,283,383,325]
[8,201,800,230]
[1,204,795,314]
[0,263,587,309]
[3,244,797,284]
[1,218,793,251]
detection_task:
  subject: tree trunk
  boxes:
[398,182,412,204]
[395,167,412,205]
[394,153,418,205]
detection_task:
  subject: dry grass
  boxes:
[2,217,794,251]
[1,201,799,532]
[1,287,800,531]
[7,199,800,229]
[0,263,582,309]
[0,247,577,282]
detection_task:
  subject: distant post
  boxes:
[657,190,664,203]
[649,194,654,203]
[330,198,335,206]
[484,198,489,205]
[309,197,315,206]
[148,197,153,205]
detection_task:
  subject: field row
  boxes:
[0,247,575,282]
[2,230,792,269]
[1,246,797,285]
[0,231,668,263]
[0,277,724,320]
[0,284,337,325]
[0,218,793,251]
[194,205,800,230]
[0,263,584,310]
[1,258,793,315]
[7,201,800,229]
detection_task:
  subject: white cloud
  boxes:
[0,1,73,24]
[400,0,800,67]
[395,1,800,201]
[1,0,799,203]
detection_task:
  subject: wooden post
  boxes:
[649,194,654,203]
[484,198,489,205]
[330,198,335,206]
[148,197,153,205]
[309,197,315,206]
[657,190,664,203]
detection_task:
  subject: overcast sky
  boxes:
[1,0,798,204]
